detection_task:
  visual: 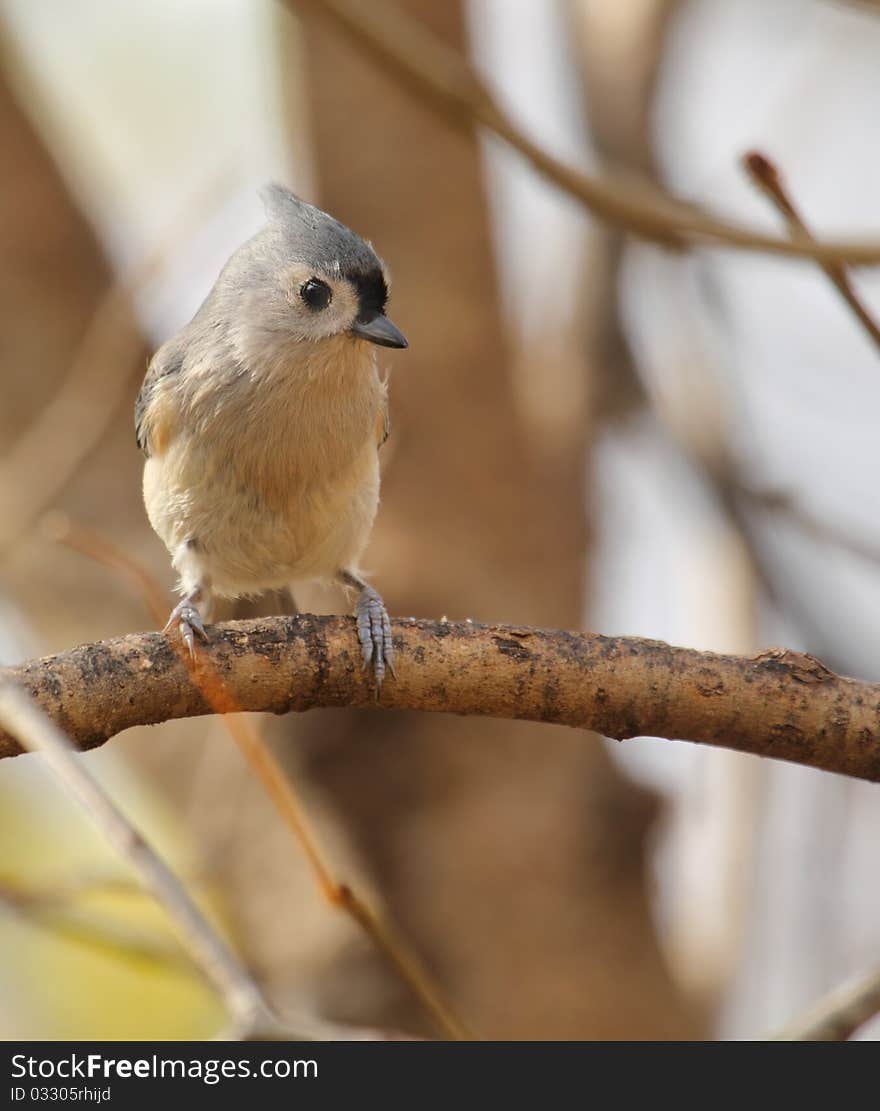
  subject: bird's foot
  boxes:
[163,595,209,659]
[356,586,395,689]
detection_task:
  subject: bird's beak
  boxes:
[350,314,408,349]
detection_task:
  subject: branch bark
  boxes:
[3,616,879,782]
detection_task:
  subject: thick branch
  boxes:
[2,616,879,782]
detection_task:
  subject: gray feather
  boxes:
[258,182,381,278]
[135,343,183,455]
[133,184,386,455]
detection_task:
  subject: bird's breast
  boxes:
[145,335,386,592]
[231,338,384,508]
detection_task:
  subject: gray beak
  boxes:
[350,314,408,349]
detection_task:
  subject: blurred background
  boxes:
[1,0,879,1040]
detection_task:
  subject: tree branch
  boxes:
[0,679,399,1041]
[3,616,879,782]
[283,0,880,265]
[42,521,471,1040]
[771,963,880,1040]
[743,150,880,354]
[0,680,276,1037]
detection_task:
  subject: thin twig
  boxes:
[771,963,880,1040]
[0,881,197,974]
[284,0,880,264]
[46,513,170,620]
[218,705,473,1039]
[743,150,880,353]
[739,483,880,568]
[50,519,472,1039]
[0,682,396,1039]
[0,680,287,1035]
[0,168,236,562]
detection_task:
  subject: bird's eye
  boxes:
[300,278,332,310]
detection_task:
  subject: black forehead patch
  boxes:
[351,268,389,321]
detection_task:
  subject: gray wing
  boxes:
[135,343,183,456]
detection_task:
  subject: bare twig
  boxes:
[284,0,880,264]
[0,286,143,561]
[0,169,235,562]
[217,701,472,1040]
[740,483,880,569]
[3,617,880,782]
[771,963,880,1040]
[0,680,318,1039]
[46,513,170,619]
[0,880,196,973]
[743,150,880,353]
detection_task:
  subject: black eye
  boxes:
[300,278,332,310]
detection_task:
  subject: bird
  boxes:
[135,184,408,686]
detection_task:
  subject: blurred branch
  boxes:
[771,963,880,1040]
[47,513,170,618]
[0,679,379,1041]
[0,283,143,561]
[651,377,880,655]
[3,617,880,781]
[0,169,234,562]
[743,150,880,353]
[741,483,880,568]
[0,879,197,974]
[215,687,471,1040]
[282,0,880,264]
[667,439,856,660]
[835,0,880,14]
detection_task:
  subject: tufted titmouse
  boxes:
[135,185,407,685]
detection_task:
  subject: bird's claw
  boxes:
[164,599,209,660]
[356,587,395,689]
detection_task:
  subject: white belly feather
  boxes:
[144,440,379,597]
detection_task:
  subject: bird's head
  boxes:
[220,184,407,354]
